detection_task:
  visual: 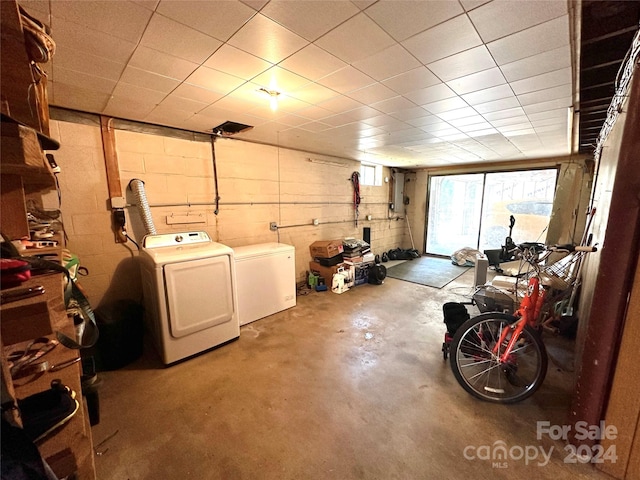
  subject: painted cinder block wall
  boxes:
[42,117,408,308]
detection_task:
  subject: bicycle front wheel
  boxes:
[449,313,548,403]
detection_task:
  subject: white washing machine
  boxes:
[139,231,239,364]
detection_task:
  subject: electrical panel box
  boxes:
[391,172,404,211]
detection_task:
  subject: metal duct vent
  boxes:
[212,121,254,136]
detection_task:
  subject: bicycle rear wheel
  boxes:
[449,313,548,403]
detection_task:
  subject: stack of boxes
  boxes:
[309,239,376,289]
[309,240,344,286]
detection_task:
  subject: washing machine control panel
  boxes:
[143,231,211,248]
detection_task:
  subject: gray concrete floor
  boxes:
[91,269,612,479]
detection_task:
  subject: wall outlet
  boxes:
[366,214,372,221]
[313,218,319,226]
[270,221,278,231]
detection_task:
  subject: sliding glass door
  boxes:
[426,169,557,256]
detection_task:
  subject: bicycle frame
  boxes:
[493,276,546,363]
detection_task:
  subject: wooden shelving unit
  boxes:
[1,1,96,478]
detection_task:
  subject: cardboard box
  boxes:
[309,240,343,259]
[309,261,345,285]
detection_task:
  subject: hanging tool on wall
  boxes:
[210,135,221,215]
[351,171,361,227]
[100,115,127,243]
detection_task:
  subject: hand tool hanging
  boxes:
[351,171,361,227]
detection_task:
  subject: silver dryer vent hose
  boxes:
[128,179,157,236]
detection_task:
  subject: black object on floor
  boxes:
[93,299,144,371]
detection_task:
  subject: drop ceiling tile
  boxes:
[436,107,479,121]
[317,66,375,94]
[522,97,571,115]
[527,108,567,122]
[53,48,125,81]
[458,121,494,132]
[402,14,483,65]
[51,1,152,43]
[404,83,456,105]
[427,46,496,82]
[365,0,463,42]
[252,66,311,93]
[50,81,111,113]
[119,66,181,93]
[203,44,272,80]
[317,96,364,114]
[294,104,334,121]
[390,107,434,122]
[185,66,246,94]
[481,107,526,121]
[275,113,312,127]
[289,83,339,105]
[145,105,194,127]
[446,67,507,95]
[347,83,397,105]
[279,44,347,82]
[314,13,395,64]
[112,81,168,104]
[459,0,492,11]
[297,121,333,133]
[51,16,137,64]
[487,15,569,66]
[462,84,514,106]
[517,83,571,106]
[156,95,209,116]
[352,44,421,82]
[447,115,487,127]
[534,123,566,133]
[140,14,223,64]
[170,83,225,105]
[103,96,157,120]
[52,65,116,95]
[228,14,308,64]
[510,68,572,95]
[473,96,520,114]
[468,0,567,43]
[362,115,406,129]
[156,0,256,41]
[382,67,440,95]
[421,121,458,134]
[467,127,499,138]
[501,128,536,137]
[320,112,360,128]
[530,116,567,128]
[347,106,384,121]
[423,96,469,114]
[129,46,199,81]
[500,45,570,83]
[369,96,415,114]
[260,0,359,41]
[497,122,534,133]
[489,116,531,127]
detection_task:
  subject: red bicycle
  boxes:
[449,243,596,403]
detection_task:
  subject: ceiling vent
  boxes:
[212,121,254,136]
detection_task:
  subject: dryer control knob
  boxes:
[175,235,183,243]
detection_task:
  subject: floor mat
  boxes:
[385,256,470,288]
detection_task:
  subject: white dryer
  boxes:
[139,231,239,364]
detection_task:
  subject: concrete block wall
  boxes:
[40,118,408,307]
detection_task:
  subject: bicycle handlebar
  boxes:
[516,243,598,255]
[573,245,597,252]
